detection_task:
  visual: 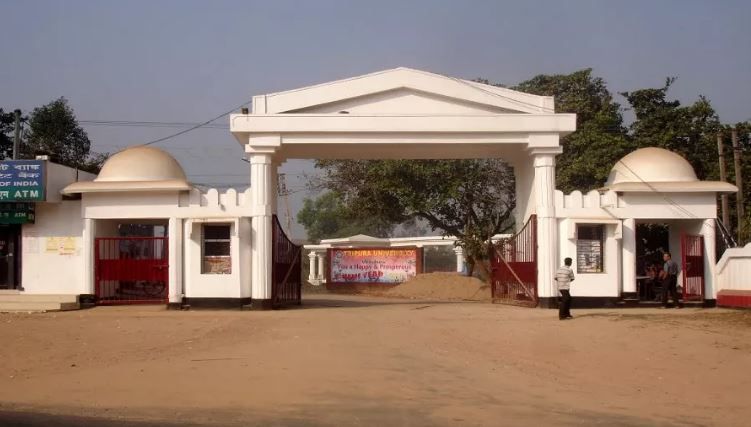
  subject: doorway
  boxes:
[635,223,669,302]
[0,224,21,290]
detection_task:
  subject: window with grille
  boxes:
[202,224,231,274]
[576,224,604,274]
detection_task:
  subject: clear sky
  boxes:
[2,0,750,239]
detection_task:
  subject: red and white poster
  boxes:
[328,248,420,284]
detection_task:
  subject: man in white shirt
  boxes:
[555,257,575,320]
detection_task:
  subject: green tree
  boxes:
[621,78,721,180]
[512,69,633,192]
[23,97,107,173]
[721,121,751,243]
[314,159,516,276]
[297,191,394,243]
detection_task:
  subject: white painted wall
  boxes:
[557,220,620,297]
[45,162,96,203]
[83,188,253,220]
[555,189,718,221]
[183,219,244,299]
[21,201,85,294]
[716,243,751,292]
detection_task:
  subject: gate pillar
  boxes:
[82,218,96,295]
[168,217,183,304]
[701,218,717,301]
[530,147,561,308]
[622,218,637,298]
[247,142,278,310]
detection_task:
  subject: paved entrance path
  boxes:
[1,294,749,426]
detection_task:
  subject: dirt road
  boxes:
[1,295,750,426]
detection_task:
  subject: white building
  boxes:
[2,67,749,311]
[552,147,735,307]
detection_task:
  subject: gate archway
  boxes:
[230,67,576,308]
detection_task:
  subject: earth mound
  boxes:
[382,272,491,301]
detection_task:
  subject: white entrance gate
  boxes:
[230,67,576,308]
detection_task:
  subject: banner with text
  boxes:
[329,248,420,284]
[0,160,46,202]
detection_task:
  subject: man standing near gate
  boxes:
[660,252,682,308]
[555,257,575,320]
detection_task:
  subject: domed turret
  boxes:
[63,145,191,194]
[602,147,735,193]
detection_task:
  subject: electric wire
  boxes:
[141,100,251,146]
[80,120,228,129]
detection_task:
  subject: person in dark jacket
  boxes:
[660,252,682,308]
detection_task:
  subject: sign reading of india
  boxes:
[0,160,46,202]
[329,248,419,284]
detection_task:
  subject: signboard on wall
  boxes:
[0,202,35,224]
[328,247,422,285]
[45,236,77,255]
[0,160,46,202]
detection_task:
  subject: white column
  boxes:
[82,218,96,295]
[168,217,183,304]
[308,251,317,282]
[531,147,561,304]
[453,247,465,273]
[702,219,717,300]
[183,219,194,299]
[622,218,637,297]
[239,218,253,299]
[317,252,326,281]
[248,149,275,307]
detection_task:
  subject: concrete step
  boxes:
[0,294,78,303]
[615,299,705,308]
[0,300,80,312]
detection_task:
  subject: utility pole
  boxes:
[732,128,744,242]
[12,109,21,160]
[718,132,730,227]
[278,173,292,232]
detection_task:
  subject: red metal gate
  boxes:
[95,237,169,305]
[271,215,301,308]
[490,215,538,307]
[681,234,705,302]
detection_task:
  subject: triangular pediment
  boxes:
[252,67,554,115]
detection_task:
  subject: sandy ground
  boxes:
[1,295,750,427]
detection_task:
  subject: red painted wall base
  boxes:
[717,290,751,308]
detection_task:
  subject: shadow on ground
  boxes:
[294,295,486,310]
